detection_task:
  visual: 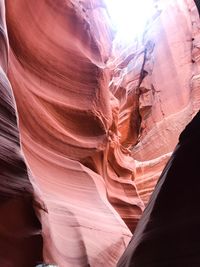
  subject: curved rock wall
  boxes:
[0,0,43,266]
[5,0,136,266]
[1,0,200,266]
[101,0,200,208]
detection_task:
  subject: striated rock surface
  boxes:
[0,0,43,266]
[5,0,137,266]
[1,0,200,266]
[103,0,200,207]
[117,110,200,267]
[114,0,200,205]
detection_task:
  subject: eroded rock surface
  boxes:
[0,0,43,266]
[117,110,200,267]
[6,0,135,266]
[0,0,200,266]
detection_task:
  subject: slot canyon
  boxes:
[1,0,200,266]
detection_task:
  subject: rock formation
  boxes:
[0,0,42,266]
[0,0,200,266]
[117,109,200,267]
[5,0,133,266]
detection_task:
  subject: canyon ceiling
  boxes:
[0,0,200,266]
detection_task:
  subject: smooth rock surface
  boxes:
[6,0,135,266]
[0,0,200,266]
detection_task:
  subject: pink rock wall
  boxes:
[133,0,200,203]
[6,0,134,266]
[111,0,200,205]
[0,0,200,266]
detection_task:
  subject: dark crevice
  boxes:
[194,0,200,16]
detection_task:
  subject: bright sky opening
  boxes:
[104,0,156,42]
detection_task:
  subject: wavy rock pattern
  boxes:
[105,0,200,206]
[0,0,42,266]
[1,0,200,266]
[130,0,200,204]
[5,0,138,266]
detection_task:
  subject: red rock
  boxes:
[1,0,200,266]
[6,0,134,266]
[0,1,42,266]
[117,110,200,267]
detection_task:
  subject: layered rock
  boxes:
[118,0,200,204]
[117,110,200,267]
[103,0,200,209]
[1,0,200,266]
[0,0,43,266]
[117,2,200,265]
[5,0,138,266]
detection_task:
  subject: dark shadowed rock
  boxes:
[118,110,200,267]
